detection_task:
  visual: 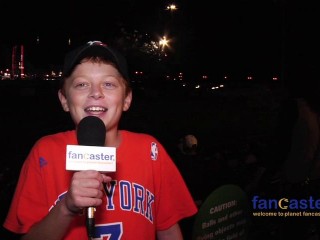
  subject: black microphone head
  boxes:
[77,116,106,146]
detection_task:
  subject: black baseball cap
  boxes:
[62,40,130,81]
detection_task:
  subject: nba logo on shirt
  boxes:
[151,142,158,160]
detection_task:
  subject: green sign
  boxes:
[192,184,250,240]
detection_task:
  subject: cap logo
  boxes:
[87,41,107,47]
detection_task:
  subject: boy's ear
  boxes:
[58,90,69,112]
[123,91,132,111]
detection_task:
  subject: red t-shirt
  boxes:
[4,130,197,239]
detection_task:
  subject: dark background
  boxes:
[1,1,319,91]
[1,0,320,239]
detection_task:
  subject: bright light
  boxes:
[166,4,178,11]
[159,36,169,49]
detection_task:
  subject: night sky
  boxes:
[1,0,319,87]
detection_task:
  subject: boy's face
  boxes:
[58,60,132,132]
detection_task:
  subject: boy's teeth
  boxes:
[86,107,106,112]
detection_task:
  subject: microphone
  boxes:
[77,116,106,147]
[77,116,106,239]
[66,116,116,237]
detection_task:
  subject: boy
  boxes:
[3,41,198,239]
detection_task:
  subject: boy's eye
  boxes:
[75,82,88,88]
[104,82,116,89]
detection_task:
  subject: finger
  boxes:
[101,174,112,183]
